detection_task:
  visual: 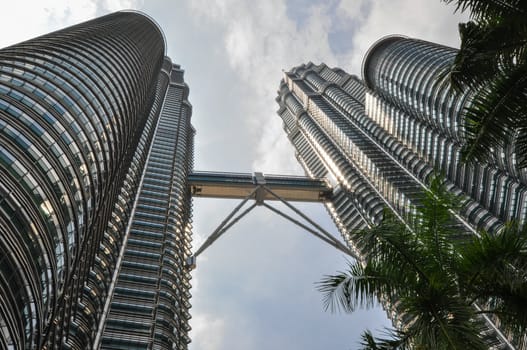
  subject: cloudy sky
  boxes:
[0,1,469,349]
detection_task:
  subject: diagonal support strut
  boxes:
[187,183,357,270]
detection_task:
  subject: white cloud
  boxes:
[100,0,143,12]
[188,0,338,175]
[0,2,474,350]
[176,4,470,348]
[0,0,145,49]
[184,0,467,176]
[338,0,469,73]
[0,1,92,47]
[189,313,227,350]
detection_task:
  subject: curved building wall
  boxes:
[278,53,517,348]
[363,36,464,141]
[279,63,431,227]
[99,63,194,350]
[362,36,527,228]
[62,59,172,350]
[279,60,507,235]
[0,12,165,349]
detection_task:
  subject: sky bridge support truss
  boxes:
[187,171,356,269]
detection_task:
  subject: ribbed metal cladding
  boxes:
[279,61,498,239]
[278,63,429,237]
[100,63,194,350]
[63,62,171,350]
[278,56,515,348]
[362,36,527,231]
[0,11,165,349]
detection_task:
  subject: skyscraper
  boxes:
[0,11,193,349]
[276,35,523,348]
[277,34,527,246]
[97,62,193,350]
[2,9,525,350]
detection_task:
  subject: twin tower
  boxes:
[0,11,523,350]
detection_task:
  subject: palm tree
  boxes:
[456,223,527,348]
[439,0,527,168]
[318,177,527,349]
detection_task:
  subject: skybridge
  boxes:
[187,171,357,269]
[188,171,332,203]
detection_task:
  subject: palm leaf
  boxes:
[460,63,527,164]
[442,0,527,21]
[319,179,527,348]
[445,19,527,91]
[349,210,432,285]
[459,224,527,342]
[359,329,411,350]
[317,262,385,313]
[447,21,501,92]
[401,281,489,349]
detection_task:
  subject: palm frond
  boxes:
[320,177,527,347]
[460,63,527,164]
[402,283,489,349]
[447,21,501,92]
[479,295,527,347]
[440,1,527,169]
[317,262,380,313]
[458,223,527,286]
[438,16,527,96]
[349,211,432,285]
[459,223,527,340]
[359,329,411,350]
[442,0,527,21]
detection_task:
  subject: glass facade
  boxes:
[4,10,524,350]
[276,36,523,348]
[99,63,194,350]
[362,36,527,231]
[277,36,527,251]
[0,12,194,350]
